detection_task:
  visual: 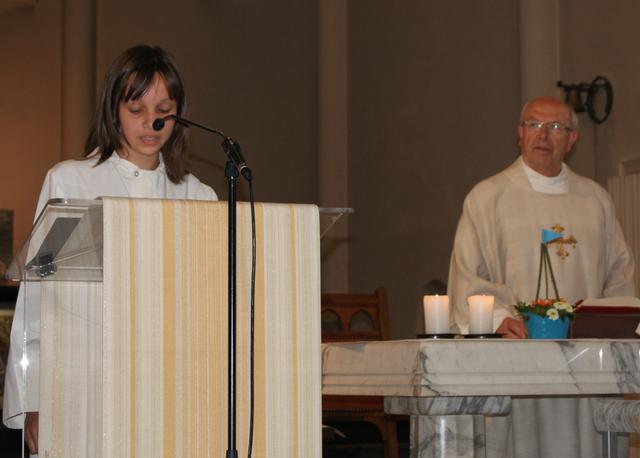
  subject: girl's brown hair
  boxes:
[84,45,188,183]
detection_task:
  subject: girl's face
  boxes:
[117,74,177,169]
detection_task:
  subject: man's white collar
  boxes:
[521,157,569,194]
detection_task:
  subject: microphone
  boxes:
[152,118,169,131]
[154,114,252,181]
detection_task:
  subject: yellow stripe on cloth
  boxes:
[181,203,190,458]
[203,200,228,455]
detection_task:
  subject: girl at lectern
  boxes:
[3,45,217,455]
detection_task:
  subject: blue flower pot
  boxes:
[524,312,570,339]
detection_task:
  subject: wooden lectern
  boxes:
[14,197,321,457]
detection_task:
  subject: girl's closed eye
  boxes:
[157,103,175,114]
[126,103,143,115]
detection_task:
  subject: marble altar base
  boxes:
[322,339,640,458]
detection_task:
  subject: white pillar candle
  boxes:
[423,295,450,334]
[467,294,495,334]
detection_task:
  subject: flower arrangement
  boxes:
[513,228,578,327]
[514,298,576,321]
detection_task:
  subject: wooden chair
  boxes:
[321,287,399,458]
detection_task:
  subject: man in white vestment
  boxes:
[448,96,635,457]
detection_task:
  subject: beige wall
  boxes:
[347,1,521,338]
[0,1,62,257]
[318,0,349,293]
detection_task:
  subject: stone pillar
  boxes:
[519,0,562,105]
[386,396,512,458]
[411,415,486,458]
[61,0,96,159]
[318,0,349,292]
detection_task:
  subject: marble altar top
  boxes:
[322,339,640,397]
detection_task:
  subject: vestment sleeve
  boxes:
[447,192,518,334]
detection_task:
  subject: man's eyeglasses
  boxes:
[521,120,573,135]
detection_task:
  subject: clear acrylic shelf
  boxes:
[319,207,354,238]
[7,199,104,282]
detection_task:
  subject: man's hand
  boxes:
[496,317,527,339]
[25,411,38,455]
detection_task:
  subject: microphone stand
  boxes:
[153,115,250,458]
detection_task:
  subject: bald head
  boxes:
[520,97,579,131]
[517,97,579,177]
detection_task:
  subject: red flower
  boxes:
[532,298,553,307]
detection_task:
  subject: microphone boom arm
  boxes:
[153,114,252,181]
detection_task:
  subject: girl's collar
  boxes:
[108,151,165,175]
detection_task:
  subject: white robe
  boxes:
[448,158,635,458]
[3,152,217,428]
[449,158,634,334]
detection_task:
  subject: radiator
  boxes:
[608,173,640,294]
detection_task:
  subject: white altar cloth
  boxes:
[322,339,640,397]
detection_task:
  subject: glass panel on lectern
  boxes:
[4,198,103,443]
[7,199,104,283]
[319,207,354,238]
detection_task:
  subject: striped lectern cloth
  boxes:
[38,198,321,457]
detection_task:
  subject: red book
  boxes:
[570,305,640,339]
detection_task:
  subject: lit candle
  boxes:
[423,295,450,334]
[467,294,495,334]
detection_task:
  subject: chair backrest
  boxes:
[321,287,390,342]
